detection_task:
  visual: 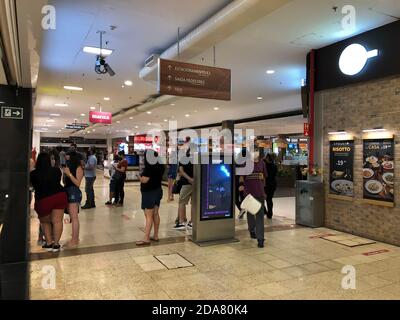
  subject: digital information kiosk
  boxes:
[191,153,237,245]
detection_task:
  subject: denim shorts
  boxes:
[141,188,163,210]
[65,185,82,204]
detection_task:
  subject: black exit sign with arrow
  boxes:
[1,106,24,120]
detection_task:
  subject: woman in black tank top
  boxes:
[63,151,84,248]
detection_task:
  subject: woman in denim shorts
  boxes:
[63,151,84,248]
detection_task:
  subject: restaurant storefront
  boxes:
[310,20,400,246]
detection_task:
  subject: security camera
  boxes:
[95,55,116,77]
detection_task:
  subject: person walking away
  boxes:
[264,153,278,219]
[105,154,120,205]
[82,146,97,209]
[239,147,268,248]
[174,149,193,230]
[30,152,68,252]
[63,150,84,247]
[136,150,165,245]
[167,150,178,202]
[114,151,128,206]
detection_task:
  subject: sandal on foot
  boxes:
[136,240,151,246]
[150,237,160,242]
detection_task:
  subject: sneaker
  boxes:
[186,222,192,229]
[52,244,61,252]
[173,223,186,230]
[250,232,256,239]
[37,239,45,246]
[42,243,54,252]
[257,239,265,248]
[105,201,112,205]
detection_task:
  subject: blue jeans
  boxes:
[85,177,96,207]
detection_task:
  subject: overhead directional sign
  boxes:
[65,123,89,130]
[1,106,23,120]
[158,59,231,101]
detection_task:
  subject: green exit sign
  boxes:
[1,106,24,120]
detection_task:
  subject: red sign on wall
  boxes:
[89,111,112,124]
[304,123,310,137]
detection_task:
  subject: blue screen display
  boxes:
[125,154,139,166]
[200,163,233,220]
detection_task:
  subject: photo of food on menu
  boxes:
[363,138,394,204]
[329,140,354,197]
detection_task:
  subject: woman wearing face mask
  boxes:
[239,148,268,248]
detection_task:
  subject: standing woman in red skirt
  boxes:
[30,152,68,252]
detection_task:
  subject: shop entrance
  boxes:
[234,115,308,221]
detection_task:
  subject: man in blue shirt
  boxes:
[82,146,98,209]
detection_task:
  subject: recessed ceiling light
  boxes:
[266,70,275,74]
[124,80,133,86]
[83,46,113,56]
[90,107,96,110]
[87,131,91,133]
[213,107,219,111]
[146,111,152,114]
[170,103,175,106]
[50,113,60,117]
[64,86,83,91]
[129,117,133,120]
[46,119,55,122]
[55,103,68,107]
[257,96,263,100]
[147,122,151,126]
[92,129,95,132]
[164,119,168,122]
[185,114,190,117]
[135,126,139,129]
[104,97,110,101]
[80,113,86,116]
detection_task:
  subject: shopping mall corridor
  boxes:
[28,172,400,300]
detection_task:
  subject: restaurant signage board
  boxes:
[363,138,394,206]
[158,59,231,101]
[329,140,354,197]
[89,111,112,124]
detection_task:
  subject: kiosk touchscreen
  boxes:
[200,162,233,221]
[191,154,236,245]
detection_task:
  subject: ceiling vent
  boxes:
[144,54,160,68]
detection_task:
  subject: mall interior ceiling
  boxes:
[2,0,400,137]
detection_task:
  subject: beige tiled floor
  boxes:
[30,225,400,300]
[29,173,400,300]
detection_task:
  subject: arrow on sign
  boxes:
[14,111,21,116]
